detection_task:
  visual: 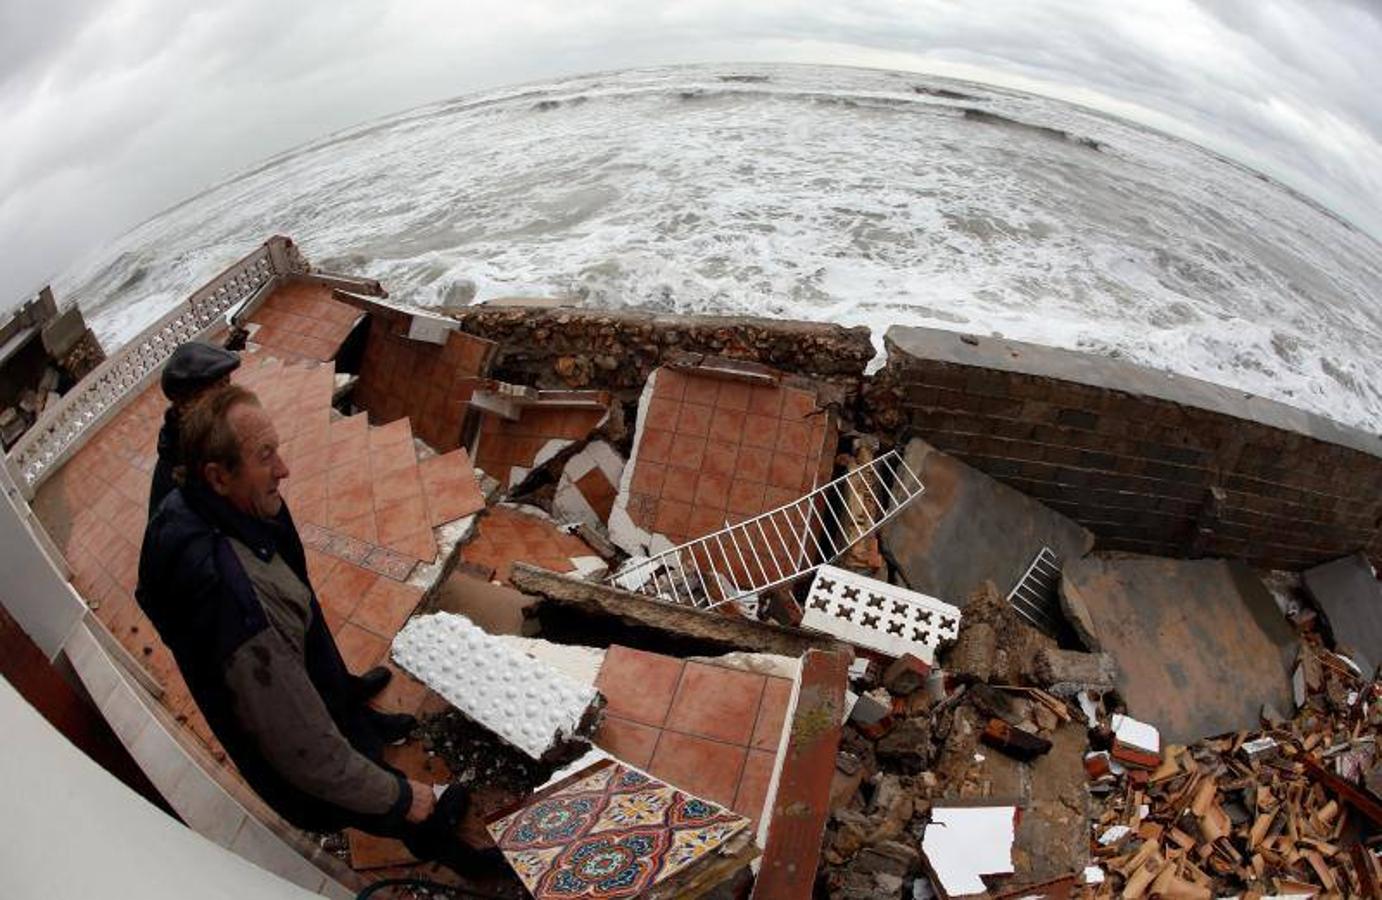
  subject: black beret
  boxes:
[161,341,241,399]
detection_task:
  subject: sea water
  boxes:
[53,64,1382,432]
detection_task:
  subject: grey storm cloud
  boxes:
[1,0,1379,305]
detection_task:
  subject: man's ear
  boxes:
[203,462,234,497]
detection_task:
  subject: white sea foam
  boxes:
[54,64,1382,433]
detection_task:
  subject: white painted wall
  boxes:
[0,458,85,658]
[0,676,317,899]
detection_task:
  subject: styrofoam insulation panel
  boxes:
[391,612,601,760]
[803,565,961,663]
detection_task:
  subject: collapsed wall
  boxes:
[866,326,1382,571]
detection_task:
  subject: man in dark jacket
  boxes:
[137,383,470,859]
[150,340,392,703]
[148,341,240,517]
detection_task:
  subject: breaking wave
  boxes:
[53,63,1382,434]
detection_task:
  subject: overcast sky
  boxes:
[2,0,1379,303]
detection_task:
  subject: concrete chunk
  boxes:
[1031,648,1118,697]
[1301,553,1382,674]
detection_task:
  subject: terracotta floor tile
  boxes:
[329,481,374,526]
[664,661,766,745]
[638,427,673,465]
[595,645,686,727]
[423,476,486,526]
[752,677,794,752]
[643,397,681,433]
[336,511,379,545]
[733,749,776,822]
[742,414,780,449]
[335,621,389,672]
[667,433,706,471]
[376,495,429,546]
[352,577,423,639]
[776,419,812,452]
[731,444,770,486]
[654,368,686,401]
[654,498,692,535]
[630,460,667,496]
[694,472,731,511]
[768,452,808,491]
[593,715,662,769]
[703,440,739,480]
[648,731,746,809]
[661,467,697,504]
[715,380,752,412]
[675,402,712,437]
[709,408,746,442]
[683,376,720,407]
[782,387,818,420]
[389,528,438,564]
[373,464,423,508]
[727,478,768,517]
[317,562,379,622]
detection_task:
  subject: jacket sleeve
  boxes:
[224,627,409,818]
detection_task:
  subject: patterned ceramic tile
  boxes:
[487,760,750,899]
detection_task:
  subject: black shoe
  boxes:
[352,666,392,701]
[367,710,417,744]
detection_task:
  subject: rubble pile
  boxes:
[1087,638,1381,898]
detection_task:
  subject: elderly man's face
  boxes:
[214,402,290,518]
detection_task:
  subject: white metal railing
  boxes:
[8,237,309,496]
[1007,546,1061,635]
[610,448,925,610]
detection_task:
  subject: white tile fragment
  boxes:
[1082,866,1105,884]
[1098,824,1131,845]
[1110,713,1160,754]
[803,565,961,663]
[391,612,600,759]
[921,806,1016,898]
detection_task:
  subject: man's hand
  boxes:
[405,779,436,823]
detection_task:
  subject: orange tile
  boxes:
[661,467,697,505]
[648,731,746,809]
[683,376,720,407]
[337,511,379,544]
[703,440,739,479]
[373,464,423,508]
[329,482,374,526]
[752,677,793,751]
[667,433,706,471]
[768,452,808,491]
[631,460,667,496]
[377,494,428,544]
[317,562,379,622]
[594,716,662,769]
[694,472,731,511]
[675,402,712,437]
[735,445,772,483]
[664,661,766,745]
[727,479,767,516]
[654,499,692,535]
[743,415,780,449]
[352,573,423,639]
[639,427,674,465]
[595,646,686,727]
[643,397,681,433]
[654,368,686,401]
[709,408,746,442]
[335,622,388,672]
[716,380,752,411]
[776,419,811,452]
[782,387,818,420]
[733,749,776,822]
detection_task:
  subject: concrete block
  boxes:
[1031,648,1117,697]
[40,306,88,358]
[803,566,960,664]
[882,654,930,696]
[1301,552,1382,674]
[880,438,1093,609]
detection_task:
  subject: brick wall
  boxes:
[870,327,1382,571]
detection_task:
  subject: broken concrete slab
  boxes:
[1301,552,1382,674]
[1031,648,1117,697]
[472,387,613,490]
[1061,554,1297,743]
[609,364,837,557]
[880,438,1093,609]
[391,611,601,761]
[551,439,625,529]
[509,563,844,659]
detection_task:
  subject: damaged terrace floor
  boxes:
[33,276,1381,899]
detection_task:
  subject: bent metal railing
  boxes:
[609,448,925,611]
[7,236,310,497]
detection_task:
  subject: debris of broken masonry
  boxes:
[14,237,1381,897]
